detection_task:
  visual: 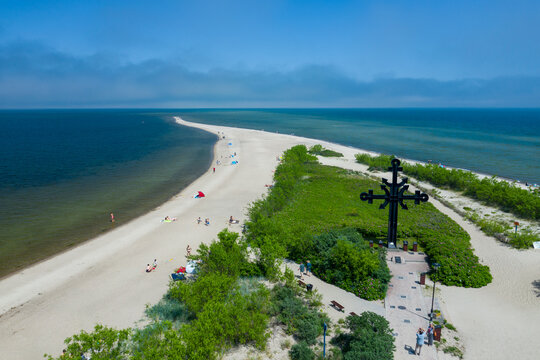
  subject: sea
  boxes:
[1,108,539,277]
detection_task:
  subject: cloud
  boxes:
[1,41,539,108]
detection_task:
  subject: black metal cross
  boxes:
[360,158,429,247]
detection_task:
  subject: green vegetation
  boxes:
[331,312,395,360]
[308,144,344,157]
[464,211,539,249]
[355,153,540,220]
[46,228,333,360]
[443,345,464,359]
[248,145,491,289]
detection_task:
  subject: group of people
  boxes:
[298,260,312,280]
[145,259,158,273]
[414,323,435,355]
[196,217,210,226]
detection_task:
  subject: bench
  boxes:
[298,280,306,287]
[330,300,345,312]
[349,312,359,317]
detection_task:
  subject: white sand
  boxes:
[0,118,538,360]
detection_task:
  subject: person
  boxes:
[153,259,157,269]
[213,167,215,173]
[205,218,210,226]
[197,217,202,224]
[186,245,192,257]
[306,260,312,276]
[110,212,115,223]
[229,216,234,224]
[146,264,152,272]
[164,216,170,221]
[415,328,425,355]
[427,323,434,346]
[299,263,305,280]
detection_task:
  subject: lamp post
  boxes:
[429,263,441,321]
[323,322,327,358]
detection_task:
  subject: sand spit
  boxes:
[0,118,538,360]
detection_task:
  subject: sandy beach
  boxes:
[1,118,538,359]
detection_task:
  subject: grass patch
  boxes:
[308,144,343,157]
[248,145,492,289]
[443,345,464,359]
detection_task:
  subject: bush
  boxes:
[332,312,395,360]
[290,341,316,360]
[271,285,329,345]
[508,229,537,249]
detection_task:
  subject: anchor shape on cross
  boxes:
[360,158,429,247]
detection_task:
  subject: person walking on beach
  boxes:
[415,328,425,355]
[299,263,305,280]
[213,167,215,173]
[186,245,192,257]
[110,212,115,223]
[427,323,434,346]
[197,217,202,224]
[306,260,312,276]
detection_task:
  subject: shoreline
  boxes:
[2,114,534,281]
[0,118,538,359]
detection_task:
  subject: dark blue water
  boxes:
[178,109,540,183]
[0,110,215,277]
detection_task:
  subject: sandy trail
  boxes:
[1,119,538,360]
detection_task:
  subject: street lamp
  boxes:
[429,263,441,321]
[323,322,327,358]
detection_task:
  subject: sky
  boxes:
[0,0,539,108]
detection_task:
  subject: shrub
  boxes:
[44,324,131,360]
[331,312,395,360]
[290,341,316,360]
[508,229,537,249]
[271,285,329,345]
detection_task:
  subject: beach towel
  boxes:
[170,273,185,281]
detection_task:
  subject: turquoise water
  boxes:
[178,109,540,183]
[0,110,215,277]
[1,108,538,277]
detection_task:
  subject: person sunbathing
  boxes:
[229,216,239,224]
[146,264,152,272]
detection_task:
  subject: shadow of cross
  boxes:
[360,158,429,247]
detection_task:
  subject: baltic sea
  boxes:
[1,108,538,277]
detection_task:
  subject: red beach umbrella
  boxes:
[198,191,205,198]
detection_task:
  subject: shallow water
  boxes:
[0,110,215,277]
[178,108,540,183]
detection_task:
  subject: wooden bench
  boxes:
[298,280,306,287]
[330,300,345,312]
[349,312,359,317]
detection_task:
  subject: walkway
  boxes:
[385,250,439,359]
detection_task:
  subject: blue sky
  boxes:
[0,0,539,107]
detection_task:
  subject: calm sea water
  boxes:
[0,110,215,277]
[178,109,540,183]
[1,108,538,277]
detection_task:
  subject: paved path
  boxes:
[385,250,439,360]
